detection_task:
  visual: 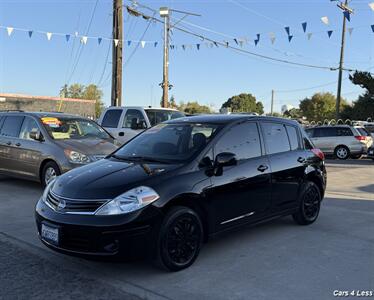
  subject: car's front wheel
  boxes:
[41,161,61,188]
[155,206,203,271]
[293,182,321,225]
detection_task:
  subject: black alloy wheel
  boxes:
[293,182,321,225]
[156,206,203,271]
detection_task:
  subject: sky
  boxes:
[0,0,373,113]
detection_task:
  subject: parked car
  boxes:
[363,123,374,139]
[97,106,185,144]
[305,125,369,159]
[36,115,326,271]
[0,111,119,187]
[354,126,373,153]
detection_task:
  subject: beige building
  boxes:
[0,93,96,118]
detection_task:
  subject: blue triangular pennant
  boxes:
[182,45,186,50]
[213,41,218,47]
[302,22,307,33]
[65,34,70,42]
[254,39,259,46]
[154,42,158,47]
[256,33,260,41]
[28,30,33,38]
[127,41,131,46]
[288,35,293,42]
[197,44,200,50]
[98,37,102,45]
[371,25,374,32]
[343,11,351,22]
[327,30,333,38]
[225,41,229,47]
[285,26,290,36]
[233,38,238,45]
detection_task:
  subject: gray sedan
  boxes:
[0,111,119,186]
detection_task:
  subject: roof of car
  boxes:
[0,111,87,119]
[165,114,299,125]
[104,106,181,112]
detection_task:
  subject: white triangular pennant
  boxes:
[46,32,52,41]
[269,32,276,44]
[321,16,329,25]
[307,33,313,40]
[74,31,79,37]
[114,39,119,47]
[140,41,146,48]
[348,27,353,36]
[369,2,374,11]
[6,27,14,36]
[81,36,88,44]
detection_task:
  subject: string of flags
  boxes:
[1,2,374,50]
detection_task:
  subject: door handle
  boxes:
[257,165,269,172]
[6,141,11,146]
[297,157,305,163]
[15,143,21,147]
[118,132,124,137]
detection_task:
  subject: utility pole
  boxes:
[335,0,353,119]
[111,0,123,107]
[271,89,274,116]
[160,7,170,108]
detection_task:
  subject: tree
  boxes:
[283,108,301,119]
[345,71,374,120]
[221,93,264,114]
[179,101,211,114]
[299,92,348,122]
[59,84,105,118]
[169,95,178,109]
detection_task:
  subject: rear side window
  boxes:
[0,116,24,137]
[314,127,337,137]
[122,109,146,128]
[355,128,369,136]
[214,122,261,161]
[336,127,353,136]
[261,123,290,155]
[286,125,300,150]
[101,109,122,128]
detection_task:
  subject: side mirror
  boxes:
[215,152,237,167]
[214,152,237,176]
[30,130,43,141]
[130,118,147,130]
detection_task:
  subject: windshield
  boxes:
[41,117,111,140]
[145,109,185,126]
[114,123,221,163]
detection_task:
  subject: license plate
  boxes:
[41,224,59,245]
[369,150,374,155]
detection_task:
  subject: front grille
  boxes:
[46,191,107,214]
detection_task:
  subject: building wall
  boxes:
[0,93,96,118]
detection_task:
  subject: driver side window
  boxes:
[19,117,40,140]
[214,122,262,161]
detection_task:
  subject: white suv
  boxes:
[98,107,185,144]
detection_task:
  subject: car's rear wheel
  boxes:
[334,145,350,160]
[41,161,61,188]
[155,206,203,271]
[293,182,321,225]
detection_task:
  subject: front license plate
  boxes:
[369,150,374,155]
[41,224,59,246]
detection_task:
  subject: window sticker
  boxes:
[41,117,62,128]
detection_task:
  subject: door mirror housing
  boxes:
[215,152,237,167]
[30,130,43,141]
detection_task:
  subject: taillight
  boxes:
[311,148,325,161]
[355,136,366,141]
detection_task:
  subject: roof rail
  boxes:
[0,110,24,112]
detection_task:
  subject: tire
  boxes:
[41,161,61,188]
[334,145,350,160]
[155,206,203,272]
[293,182,321,225]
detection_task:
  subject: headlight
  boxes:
[95,186,160,215]
[41,178,56,203]
[64,149,91,164]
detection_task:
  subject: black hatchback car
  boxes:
[35,115,326,271]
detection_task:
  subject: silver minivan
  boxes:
[0,111,119,186]
[305,125,370,159]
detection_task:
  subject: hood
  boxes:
[54,138,118,156]
[52,158,182,199]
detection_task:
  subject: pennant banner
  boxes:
[65,34,70,42]
[81,36,88,44]
[288,35,293,42]
[307,32,313,40]
[46,32,52,41]
[321,16,329,25]
[114,39,119,47]
[28,30,33,38]
[369,2,374,11]
[327,30,333,38]
[348,27,353,36]
[284,26,290,36]
[140,41,146,48]
[302,22,307,33]
[7,27,13,36]
[98,37,102,45]
[343,11,351,22]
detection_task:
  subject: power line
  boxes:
[126,6,338,71]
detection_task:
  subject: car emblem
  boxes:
[57,199,66,210]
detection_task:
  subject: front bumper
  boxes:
[35,198,163,256]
